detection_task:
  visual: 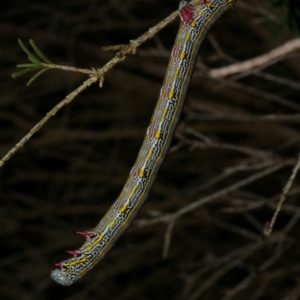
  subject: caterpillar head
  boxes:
[51,268,79,286]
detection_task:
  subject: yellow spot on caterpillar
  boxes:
[155,130,161,139]
[120,203,127,213]
[179,50,185,59]
[138,168,144,177]
[205,1,212,7]
[198,9,204,16]
[190,20,197,27]
[168,89,174,99]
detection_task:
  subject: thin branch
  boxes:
[264,154,300,237]
[208,38,300,78]
[0,76,97,168]
[42,63,95,75]
[162,219,175,259]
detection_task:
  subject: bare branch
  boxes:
[264,154,300,237]
[209,38,300,78]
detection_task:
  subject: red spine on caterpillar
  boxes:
[65,249,81,257]
[54,262,63,268]
[73,230,94,239]
[179,1,195,24]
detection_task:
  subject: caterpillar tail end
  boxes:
[51,269,79,286]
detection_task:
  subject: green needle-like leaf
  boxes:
[27,55,41,64]
[14,39,54,85]
[12,66,42,78]
[16,63,39,68]
[26,68,49,86]
[29,39,52,64]
[18,39,35,59]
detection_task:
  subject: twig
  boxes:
[162,219,175,259]
[264,154,300,237]
[208,38,300,78]
[0,76,97,168]
[42,63,95,75]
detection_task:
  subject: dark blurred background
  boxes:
[1,0,300,299]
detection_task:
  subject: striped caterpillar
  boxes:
[51,0,236,286]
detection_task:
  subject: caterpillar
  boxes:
[51,0,236,286]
